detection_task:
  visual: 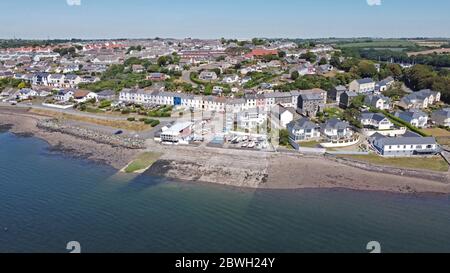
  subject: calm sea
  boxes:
[0,131,449,253]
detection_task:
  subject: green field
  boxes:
[338,154,449,172]
[124,152,162,173]
[339,40,417,48]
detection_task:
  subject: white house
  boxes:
[360,112,394,130]
[287,118,321,142]
[349,78,375,94]
[395,109,429,128]
[55,89,74,102]
[370,132,439,157]
[73,90,98,103]
[16,88,37,100]
[222,74,239,84]
[321,118,353,140]
[399,89,441,109]
[364,94,391,110]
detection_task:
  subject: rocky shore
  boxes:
[37,119,146,149]
[1,106,449,194]
[0,107,141,169]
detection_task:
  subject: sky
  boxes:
[0,0,449,39]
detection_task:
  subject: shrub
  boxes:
[127,117,136,122]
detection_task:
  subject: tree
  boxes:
[329,55,341,68]
[300,51,317,63]
[318,57,328,65]
[385,63,403,79]
[278,51,287,58]
[279,129,289,146]
[291,71,300,81]
[352,60,377,78]
[17,82,27,89]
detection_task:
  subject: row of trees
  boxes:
[403,65,450,103]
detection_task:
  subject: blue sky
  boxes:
[1,0,449,39]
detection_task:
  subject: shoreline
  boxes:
[1,107,449,194]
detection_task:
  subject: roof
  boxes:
[356,78,374,84]
[287,118,318,130]
[98,90,116,96]
[360,112,387,122]
[375,135,437,146]
[432,108,450,118]
[322,118,349,130]
[334,85,347,92]
[395,109,427,122]
[73,90,91,98]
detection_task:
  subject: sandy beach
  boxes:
[1,106,449,194]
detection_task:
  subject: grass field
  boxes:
[124,152,162,173]
[423,128,450,137]
[299,140,321,148]
[422,128,450,146]
[30,109,151,131]
[339,40,416,48]
[338,154,449,172]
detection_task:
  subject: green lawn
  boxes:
[338,154,449,172]
[299,141,322,148]
[339,40,416,48]
[124,152,162,173]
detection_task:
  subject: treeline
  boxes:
[403,65,450,103]
[342,48,450,68]
[0,39,71,49]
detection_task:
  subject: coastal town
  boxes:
[1,37,450,192]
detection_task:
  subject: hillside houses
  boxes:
[398,89,441,109]
[395,109,429,128]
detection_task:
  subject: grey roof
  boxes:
[64,74,79,80]
[301,93,323,101]
[395,109,427,122]
[343,91,358,97]
[360,112,387,122]
[287,118,318,130]
[432,108,450,118]
[98,90,116,96]
[364,94,391,105]
[377,76,394,86]
[401,89,439,104]
[334,85,347,92]
[322,118,349,130]
[356,78,374,84]
[376,135,437,146]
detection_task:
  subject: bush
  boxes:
[144,119,160,127]
[127,117,136,122]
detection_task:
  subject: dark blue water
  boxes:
[1,131,450,253]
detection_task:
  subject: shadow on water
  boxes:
[118,172,168,193]
[0,124,13,134]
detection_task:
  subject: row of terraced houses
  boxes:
[119,88,327,114]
